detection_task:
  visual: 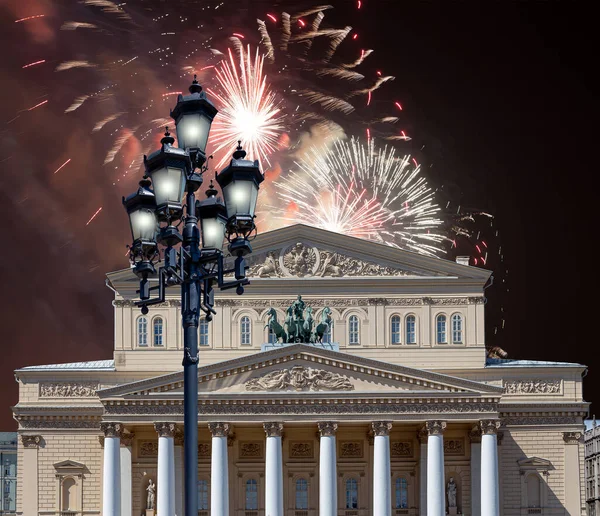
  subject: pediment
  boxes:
[98,344,502,399]
[517,457,553,470]
[54,459,86,472]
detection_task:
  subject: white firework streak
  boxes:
[93,112,125,132]
[61,21,98,30]
[208,45,285,169]
[55,60,96,72]
[64,95,90,113]
[273,137,447,256]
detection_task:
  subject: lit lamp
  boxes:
[196,181,227,250]
[170,75,218,167]
[215,142,264,255]
[122,177,158,283]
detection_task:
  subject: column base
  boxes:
[145,510,155,516]
[447,507,458,516]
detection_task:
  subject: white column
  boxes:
[101,422,122,516]
[209,422,231,516]
[469,425,481,516]
[372,421,392,516]
[155,422,177,516]
[418,426,428,516]
[318,421,338,516]
[264,422,284,516]
[120,432,134,516]
[480,420,500,516]
[563,431,583,516]
[175,432,184,516]
[20,435,41,516]
[426,420,446,516]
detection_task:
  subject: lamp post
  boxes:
[122,75,263,516]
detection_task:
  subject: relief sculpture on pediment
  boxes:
[245,366,354,391]
[246,242,410,278]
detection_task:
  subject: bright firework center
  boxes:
[12,225,587,516]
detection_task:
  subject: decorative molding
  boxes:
[20,435,42,448]
[139,441,158,457]
[468,424,482,443]
[289,441,314,459]
[339,441,363,458]
[318,421,338,437]
[245,366,354,392]
[468,297,486,304]
[429,298,469,305]
[114,299,180,308]
[208,422,231,437]
[563,431,583,444]
[444,438,465,455]
[17,419,101,430]
[425,421,447,436]
[198,443,211,458]
[503,379,562,395]
[371,421,392,437]
[391,441,413,458]
[240,441,263,458]
[263,422,284,437]
[39,382,98,398]
[246,243,412,278]
[503,416,581,426]
[121,431,135,447]
[154,422,177,438]
[417,426,428,444]
[174,428,184,446]
[100,422,123,438]
[480,420,501,435]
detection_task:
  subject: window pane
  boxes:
[197,479,209,510]
[138,317,148,346]
[395,478,408,508]
[406,315,416,344]
[153,317,163,346]
[391,316,401,344]
[295,478,309,509]
[245,479,258,510]
[199,319,209,346]
[452,314,463,343]
[345,478,358,509]
[241,316,251,345]
[349,316,360,345]
[436,315,447,344]
[527,475,541,507]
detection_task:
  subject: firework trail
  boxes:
[55,61,96,72]
[53,159,71,175]
[64,96,90,114]
[85,207,103,226]
[273,137,446,256]
[93,112,125,133]
[60,21,98,31]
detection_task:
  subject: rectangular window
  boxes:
[405,316,416,344]
[436,316,447,344]
[199,321,209,346]
[391,317,401,344]
[349,316,360,345]
[241,317,252,346]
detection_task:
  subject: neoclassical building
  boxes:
[12,225,588,516]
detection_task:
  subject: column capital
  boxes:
[208,422,231,437]
[21,434,42,448]
[263,422,284,437]
[121,430,135,447]
[425,420,446,436]
[371,421,392,437]
[154,422,177,438]
[562,431,583,444]
[469,423,482,443]
[417,425,428,444]
[480,419,501,435]
[100,422,123,438]
[317,421,338,437]
[174,427,184,446]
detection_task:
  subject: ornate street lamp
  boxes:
[122,76,262,516]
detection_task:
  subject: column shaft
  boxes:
[418,427,427,516]
[210,423,231,516]
[426,421,446,516]
[101,423,122,516]
[264,422,284,516]
[469,425,481,516]
[120,438,133,516]
[319,422,338,516]
[156,423,176,516]
[480,421,500,516]
[175,438,184,516]
[372,422,392,516]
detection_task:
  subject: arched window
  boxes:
[527,474,541,508]
[451,314,463,343]
[197,479,209,510]
[345,478,358,509]
[348,315,360,345]
[153,317,164,346]
[395,477,408,509]
[391,315,401,344]
[405,315,416,344]
[137,316,148,347]
[245,479,258,510]
[295,478,309,509]
[241,316,252,345]
[61,477,77,511]
[199,318,209,346]
[436,314,447,344]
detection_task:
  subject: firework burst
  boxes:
[273,137,447,256]
[208,45,285,168]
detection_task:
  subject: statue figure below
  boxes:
[265,298,333,344]
[447,477,458,514]
[146,479,156,510]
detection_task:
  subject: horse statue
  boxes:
[285,306,301,342]
[314,307,333,342]
[265,307,287,343]
[303,307,314,341]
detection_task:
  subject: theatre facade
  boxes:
[12,225,588,516]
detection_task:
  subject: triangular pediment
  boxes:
[106,224,490,291]
[98,344,502,400]
[517,457,553,470]
[54,460,86,471]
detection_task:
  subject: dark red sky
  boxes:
[0,1,594,428]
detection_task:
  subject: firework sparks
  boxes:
[61,21,98,30]
[93,112,125,132]
[85,207,103,226]
[22,60,46,69]
[55,61,96,72]
[53,159,71,174]
[15,14,45,23]
[208,45,285,168]
[27,99,48,111]
[273,137,446,256]
[64,95,90,113]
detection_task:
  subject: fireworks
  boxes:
[273,137,447,256]
[208,45,285,168]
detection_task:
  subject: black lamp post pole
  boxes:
[182,187,200,516]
